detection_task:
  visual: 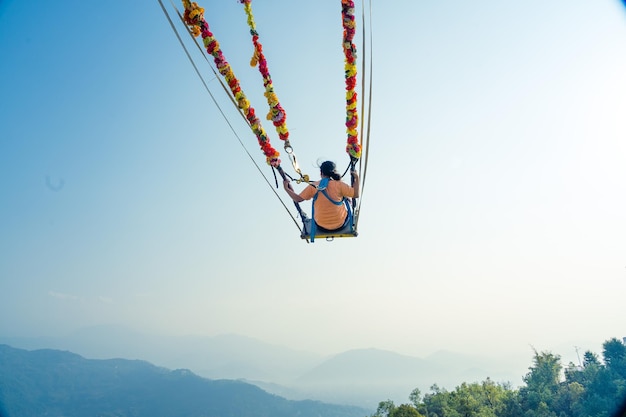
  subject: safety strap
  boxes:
[310,178,352,242]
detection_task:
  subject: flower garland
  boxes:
[342,0,361,159]
[240,0,290,146]
[182,0,281,167]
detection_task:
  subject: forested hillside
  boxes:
[369,337,626,417]
[0,345,366,417]
[2,337,625,417]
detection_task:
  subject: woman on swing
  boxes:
[283,160,360,231]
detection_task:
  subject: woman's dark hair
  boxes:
[320,160,341,181]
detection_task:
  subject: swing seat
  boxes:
[300,217,358,240]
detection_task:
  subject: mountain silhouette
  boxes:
[0,344,366,417]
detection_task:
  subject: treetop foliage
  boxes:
[371,337,626,417]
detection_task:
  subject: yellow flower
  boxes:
[265,92,278,105]
[189,7,204,20]
[250,50,259,67]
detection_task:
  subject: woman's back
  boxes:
[301,180,355,230]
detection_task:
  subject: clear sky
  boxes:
[1,0,625,367]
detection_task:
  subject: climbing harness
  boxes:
[306,177,357,243]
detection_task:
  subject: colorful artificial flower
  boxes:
[181,0,362,163]
[240,0,291,146]
[342,0,361,159]
[182,0,281,167]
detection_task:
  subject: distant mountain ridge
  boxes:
[297,348,444,382]
[290,347,525,408]
[0,325,528,408]
[0,326,324,383]
[0,344,367,417]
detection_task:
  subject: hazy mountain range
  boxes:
[0,344,366,417]
[0,325,529,408]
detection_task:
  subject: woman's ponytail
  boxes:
[320,160,341,180]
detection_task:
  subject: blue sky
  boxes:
[1,0,626,368]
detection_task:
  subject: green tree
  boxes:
[418,379,518,417]
[583,351,600,367]
[390,404,425,417]
[602,338,626,379]
[553,381,584,417]
[500,389,523,417]
[454,380,517,417]
[518,350,562,417]
[450,382,483,416]
[372,400,396,417]
[410,388,430,416]
[422,384,455,417]
[579,367,619,417]
[372,338,626,417]
[409,388,422,408]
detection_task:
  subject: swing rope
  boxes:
[182,0,282,168]
[158,0,306,236]
[354,0,373,230]
[239,0,308,184]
